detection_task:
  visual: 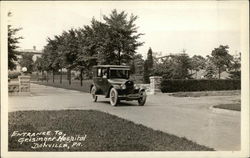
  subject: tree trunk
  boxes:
[68,69,71,85]
[46,71,49,82]
[80,68,83,87]
[118,50,121,65]
[196,71,198,79]
[218,67,221,79]
[41,71,44,82]
[52,70,55,83]
[60,68,62,84]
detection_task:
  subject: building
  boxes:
[14,46,43,72]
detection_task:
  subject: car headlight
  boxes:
[134,84,139,89]
[121,84,126,89]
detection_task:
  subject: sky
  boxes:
[4,1,248,59]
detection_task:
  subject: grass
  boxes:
[213,103,241,111]
[169,90,240,97]
[9,110,214,151]
[33,80,92,93]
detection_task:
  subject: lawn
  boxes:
[213,103,241,111]
[9,110,214,151]
[33,80,92,93]
[169,90,240,97]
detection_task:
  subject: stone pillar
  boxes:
[18,75,31,93]
[149,76,162,94]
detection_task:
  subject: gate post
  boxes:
[149,76,162,94]
[18,75,31,93]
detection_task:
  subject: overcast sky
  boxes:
[4,1,248,58]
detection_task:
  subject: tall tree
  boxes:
[143,48,154,83]
[19,53,34,73]
[8,12,23,70]
[171,53,192,79]
[102,9,144,65]
[152,53,192,79]
[131,54,144,75]
[210,45,233,79]
[191,55,206,78]
[60,29,79,85]
[204,57,217,79]
[228,52,241,79]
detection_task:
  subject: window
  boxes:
[110,69,129,79]
[97,68,102,77]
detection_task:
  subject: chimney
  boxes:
[33,46,36,51]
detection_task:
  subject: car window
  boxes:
[97,68,102,77]
[102,68,107,78]
[110,69,129,79]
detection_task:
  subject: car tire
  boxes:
[110,88,119,106]
[91,86,98,102]
[138,91,146,106]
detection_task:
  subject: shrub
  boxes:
[8,72,21,79]
[161,79,241,93]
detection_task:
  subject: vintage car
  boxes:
[90,65,147,106]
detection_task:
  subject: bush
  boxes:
[8,72,21,79]
[161,79,241,93]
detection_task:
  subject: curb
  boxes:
[209,106,240,115]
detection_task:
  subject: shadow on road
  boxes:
[97,101,137,107]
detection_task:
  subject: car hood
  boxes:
[108,79,128,85]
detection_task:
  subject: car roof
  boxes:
[93,65,130,68]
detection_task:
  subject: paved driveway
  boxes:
[8,84,241,151]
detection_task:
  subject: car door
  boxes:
[94,68,103,92]
[100,68,109,94]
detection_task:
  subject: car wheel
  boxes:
[91,86,98,102]
[138,91,147,106]
[110,88,119,106]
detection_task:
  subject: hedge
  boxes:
[8,72,21,79]
[160,79,241,93]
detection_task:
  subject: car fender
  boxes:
[105,85,120,98]
[90,84,94,93]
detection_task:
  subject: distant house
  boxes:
[14,46,43,72]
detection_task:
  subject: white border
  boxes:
[1,1,249,158]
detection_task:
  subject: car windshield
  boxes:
[109,69,129,79]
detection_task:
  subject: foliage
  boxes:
[34,57,43,72]
[228,52,241,79]
[131,54,144,75]
[152,53,192,79]
[102,10,144,65]
[19,53,34,73]
[39,9,144,81]
[161,79,240,93]
[204,57,217,79]
[8,12,23,70]
[143,48,154,83]
[8,71,21,79]
[190,55,206,78]
[210,45,233,79]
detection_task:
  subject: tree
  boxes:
[190,55,206,78]
[228,52,241,79]
[204,58,217,79]
[59,29,79,85]
[210,45,233,79]
[19,53,34,73]
[131,54,144,75]
[170,53,192,79]
[8,12,23,70]
[143,48,154,83]
[152,53,192,79]
[101,9,144,65]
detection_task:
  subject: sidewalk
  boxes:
[8,83,241,151]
